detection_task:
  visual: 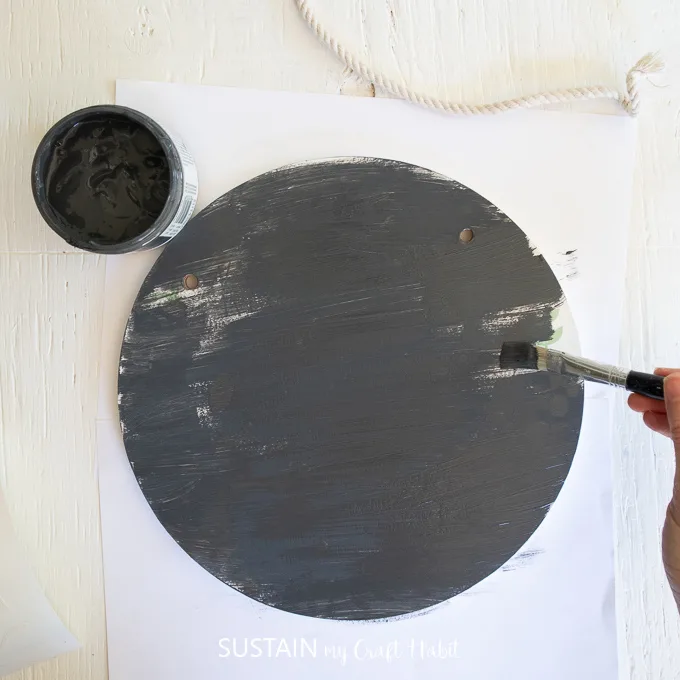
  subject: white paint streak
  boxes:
[195,404,216,431]
[481,301,555,333]
[472,366,530,393]
[124,315,135,342]
[139,284,199,311]
[436,323,464,337]
[190,381,217,432]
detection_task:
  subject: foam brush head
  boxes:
[499,341,539,371]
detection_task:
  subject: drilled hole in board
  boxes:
[183,274,199,290]
[459,228,474,244]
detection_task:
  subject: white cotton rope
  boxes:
[295,0,663,116]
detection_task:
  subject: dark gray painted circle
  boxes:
[119,158,583,620]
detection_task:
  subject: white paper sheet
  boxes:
[0,491,78,677]
[96,81,636,679]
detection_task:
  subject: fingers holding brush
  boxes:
[627,369,680,609]
[641,410,671,437]
[628,392,668,414]
[628,369,678,435]
[628,368,679,416]
[654,368,678,377]
[628,383,670,437]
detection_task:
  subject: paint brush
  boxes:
[499,341,665,401]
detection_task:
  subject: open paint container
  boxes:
[32,105,198,254]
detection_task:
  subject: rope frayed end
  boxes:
[631,52,665,76]
[623,52,664,116]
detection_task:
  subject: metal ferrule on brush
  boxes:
[536,346,628,387]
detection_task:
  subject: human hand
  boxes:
[628,369,680,609]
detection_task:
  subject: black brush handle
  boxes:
[625,371,665,401]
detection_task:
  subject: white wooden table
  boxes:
[2,1,679,678]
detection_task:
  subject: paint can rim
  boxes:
[31,104,198,254]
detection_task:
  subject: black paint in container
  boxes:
[32,105,198,253]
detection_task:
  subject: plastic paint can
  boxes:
[31,105,198,254]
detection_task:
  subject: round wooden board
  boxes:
[118,158,583,620]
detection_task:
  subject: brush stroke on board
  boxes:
[118,158,583,620]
